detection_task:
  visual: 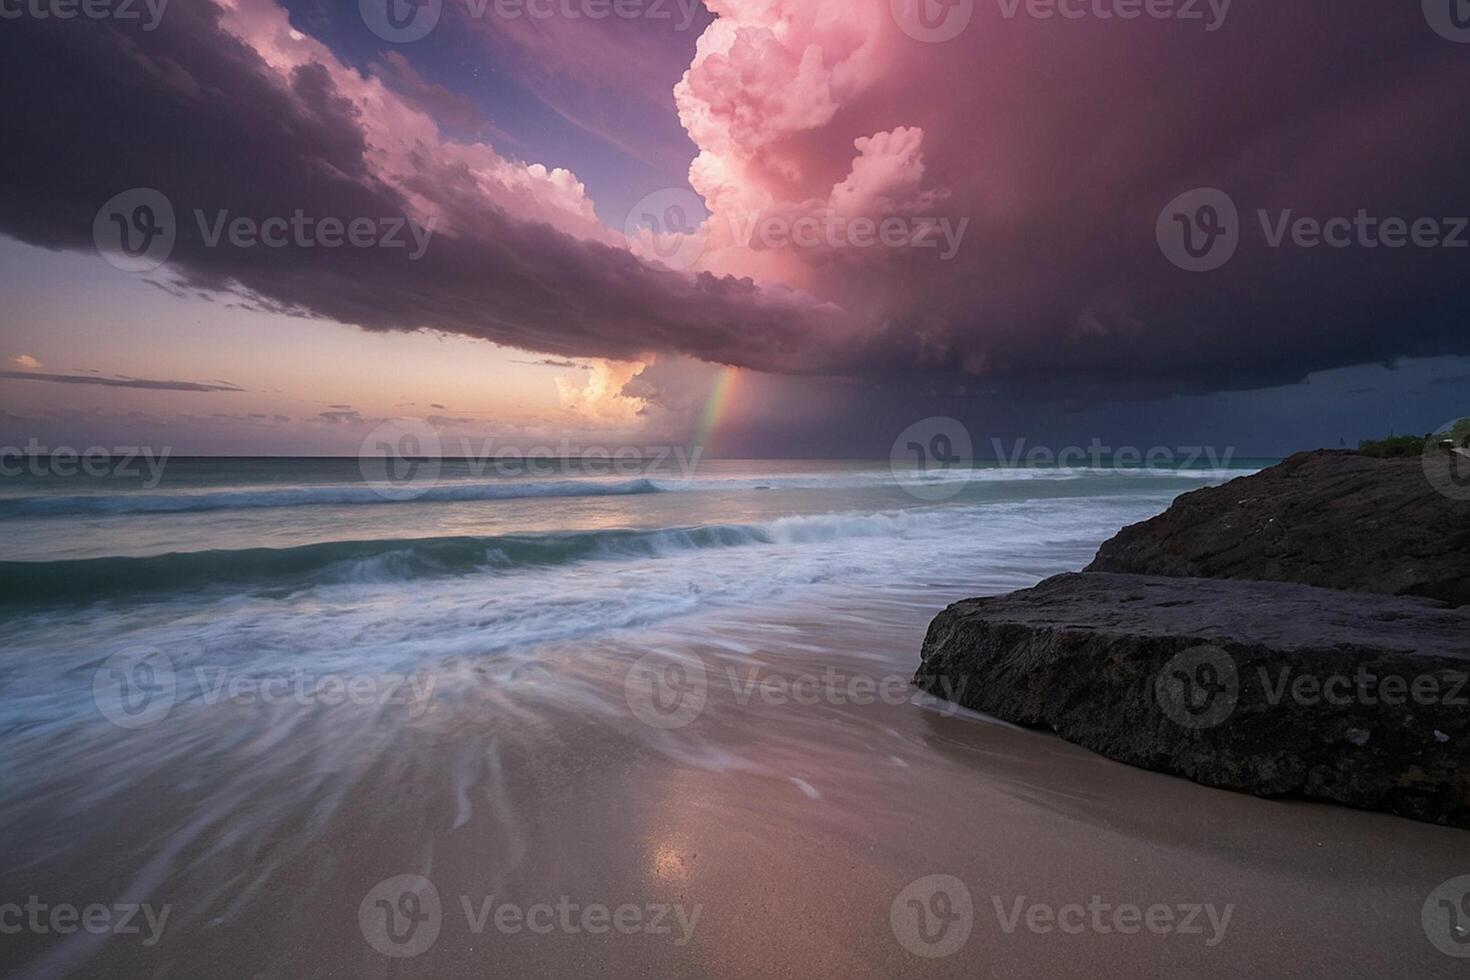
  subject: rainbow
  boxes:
[689,366,739,460]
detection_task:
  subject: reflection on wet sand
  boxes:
[3,583,1467,977]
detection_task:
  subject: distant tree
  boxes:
[1357,434,1428,458]
[1352,418,1468,457]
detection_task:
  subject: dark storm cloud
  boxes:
[0,1,843,375]
[0,0,1466,402]
[844,1,1470,396]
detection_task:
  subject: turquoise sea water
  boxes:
[0,456,1266,712]
[0,456,1261,598]
[7,455,1322,977]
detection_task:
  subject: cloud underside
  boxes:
[0,0,1466,401]
[0,371,243,392]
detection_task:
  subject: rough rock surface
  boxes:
[914,573,1470,827]
[1086,451,1470,606]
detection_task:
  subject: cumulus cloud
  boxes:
[9,355,41,370]
[556,360,651,426]
[0,0,1466,406]
[680,0,1470,391]
[0,0,848,374]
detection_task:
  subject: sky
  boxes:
[0,0,1466,457]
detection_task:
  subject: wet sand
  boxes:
[4,583,1467,978]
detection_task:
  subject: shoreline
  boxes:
[6,589,1468,977]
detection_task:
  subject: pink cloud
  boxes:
[1,0,1467,404]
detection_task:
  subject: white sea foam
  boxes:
[0,464,1248,518]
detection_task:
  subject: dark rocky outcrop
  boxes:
[916,572,1470,827]
[1086,451,1470,606]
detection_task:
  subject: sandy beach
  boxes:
[6,578,1466,978]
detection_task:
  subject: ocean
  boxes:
[3,457,1462,977]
